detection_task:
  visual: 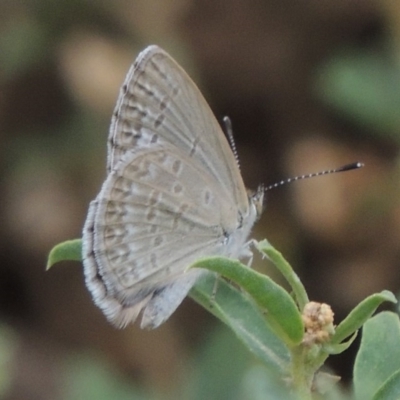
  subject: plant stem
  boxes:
[290,346,314,400]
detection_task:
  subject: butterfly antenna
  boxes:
[223,116,241,171]
[265,162,364,192]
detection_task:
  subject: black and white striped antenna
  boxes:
[221,115,364,189]
[223,116,241,170]
[264,162,364,192]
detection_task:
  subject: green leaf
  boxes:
[190,273,289,373]
[183,326,254,400]
[256,240,308,310]
[184,325,294,400]
[46,239,82,270]
[373,369,400,400]
[191,257,304,347]
[323,331,358,355]
[315,49,400,139]
[240,364,296,400]
[353,311,400,400]
[332,290,396,344]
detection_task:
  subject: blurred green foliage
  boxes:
[316,46,400,140]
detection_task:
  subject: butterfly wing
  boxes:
[83,144,238,328]
[107,45,250,216]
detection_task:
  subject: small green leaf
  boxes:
[46,239,83,270]
[372,369,400,400]
[354,312,400,400]
[332,290,396,344]
[323,331,358,355]
[190,273,290,373]
[256,240,308,310]
[191,257,304,347]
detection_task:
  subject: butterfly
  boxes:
[82,45,264,329]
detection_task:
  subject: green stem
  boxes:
[290,346,314,400]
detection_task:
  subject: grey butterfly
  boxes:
[82,45,264,329]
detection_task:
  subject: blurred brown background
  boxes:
[1,1,400,399]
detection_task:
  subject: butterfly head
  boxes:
[249,185,265,221]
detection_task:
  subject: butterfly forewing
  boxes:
[108,45,249,214]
